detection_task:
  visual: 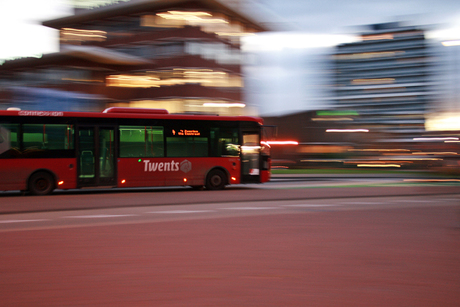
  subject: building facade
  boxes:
[0,0,267,115]
[332,22,436,139]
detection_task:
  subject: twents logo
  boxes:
[180,160,192,173]
[143,159,191,173]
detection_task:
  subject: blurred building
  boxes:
[0,0,267,114]
[332,22,436,140]
[424,39,460,132]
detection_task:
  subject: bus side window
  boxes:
[80,150,94,175]
[23,124,46,150]
[165,126,209,157]
[0,126,9,155]
[23,124,74,152]
[166,136,208,157]
[210,127,239,157]
[119,126,164,158]
[223,141,239,156]
[0,124,19,158]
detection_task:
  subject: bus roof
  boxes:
[0,108,264,125]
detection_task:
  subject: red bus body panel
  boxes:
[0,110,264,126]
[260,169,271,183]
[0,158,77,191]
[117,157,241,187]
[0,109,269,193]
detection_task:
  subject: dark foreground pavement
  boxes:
[0,205,459,306]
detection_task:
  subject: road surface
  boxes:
[0,180,459,306]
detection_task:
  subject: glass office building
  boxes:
[332,22,436,139]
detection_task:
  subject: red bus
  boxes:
[0,108,271,195]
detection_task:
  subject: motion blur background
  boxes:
[2,0,460,173]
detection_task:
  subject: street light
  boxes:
[442,40,460,46]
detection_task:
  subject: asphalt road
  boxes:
[0,174,459,214]
[0,180,459,306]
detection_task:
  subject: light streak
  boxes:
[326,129,369,133]
[300,159,343,163]
[203,102,245,108]
[357,164,401,168]
[413,137,459,141]
[348,148,410,152]
[265,141,299,145]
[312,117,354,121]
[412,152,458,155]
[442,40,460,47]
[404,179,460,182]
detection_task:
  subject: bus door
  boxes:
[241,131,261,183]
[77,126,116,188]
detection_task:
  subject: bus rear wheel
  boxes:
[205,169,227,190]
[29,172,55,195]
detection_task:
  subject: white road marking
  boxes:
[0,219,49,224]
[396,200,434,203]
[221,207,281,210]
[283,204,338,207]
[340,202,383,205]
[148,210,215,214]
[63,214,138,219]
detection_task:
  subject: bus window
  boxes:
[242,133,260,176]
[166,136,208,157]
[119,126,164,158]
[166,126,208,157]
[0,124,19,157]
[79,128,95,178]
[23,124,74,151]
[99,128,114,178]
[210,127,239,157]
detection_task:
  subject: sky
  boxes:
[2,0,460,115]
[0,0,72,61]
[3,0,460,60]
[242,0,460,115]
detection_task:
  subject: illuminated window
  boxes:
[210,128,239,157]
[119,126,164,158]
[0,123,74,159]
[0,124,19,158]
[60,28,107,43]
[141,11,253,44]
[166,125,208,157]
[106,69,242,88]
[362,34,394,41]
[23,124,74,150]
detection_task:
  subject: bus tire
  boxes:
[28,172,55,195]
[205,169,227,190]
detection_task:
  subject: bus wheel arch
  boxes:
[28,170,56,195]
[205,168,228,190]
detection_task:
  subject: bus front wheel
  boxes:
[205,169,227,190]
[28,172,55,195]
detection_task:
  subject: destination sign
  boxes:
[172,129,201,136]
